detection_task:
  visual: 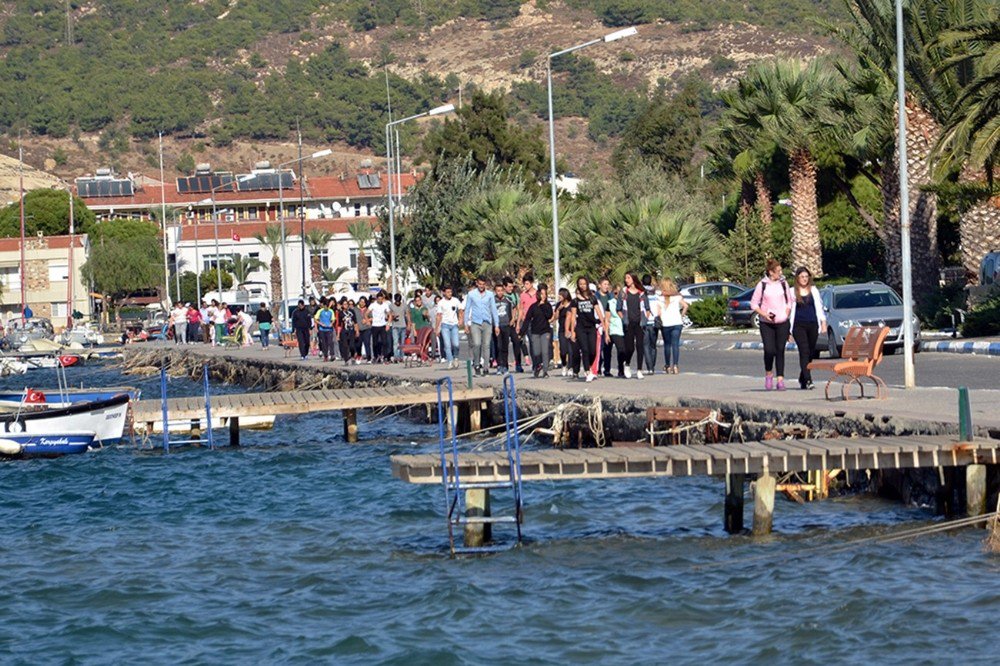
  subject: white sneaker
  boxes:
[585,372,595,382]
[561,367,568,377]
[636,370,644,379]
[624,367,632,379]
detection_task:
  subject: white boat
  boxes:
[0,393,131,445]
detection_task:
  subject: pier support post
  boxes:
[724,473,746,534]
[936,466,959,518]
[229,417,240,447]
[752,473,776,536]
[468,401,483,434]
[967,464,987,518]
[343,409,358,443]
[464,488,491,547]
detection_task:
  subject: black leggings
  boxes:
[559,334,573,368]
[495,325,513,370]
[295,327,311,358]
[339,329,355,362]
[623,320,644,372]
[573,327,598,375]
[793,321,819,385]
[610,334,626,374]
[317,329,334,360]
[759,320,791,375]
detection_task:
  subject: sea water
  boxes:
[1,363,998,664]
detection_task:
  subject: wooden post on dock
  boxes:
[468,400,483,434]
[752,473,776,536]
[229,417,240,447]
[343,409,358,443]
[967,464,987,518]
[936,466,958,518]
[724,473,745,534]
[464,488,491,547]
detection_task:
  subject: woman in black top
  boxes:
[520,285,554,379]
[255,303,274,349]
[568,277,605,382]
[555,288,573,374]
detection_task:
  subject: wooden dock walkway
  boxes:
[132,385,493,443]
[392,435,1000,540]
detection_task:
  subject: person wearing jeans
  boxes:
[750,259,794,390]
[658,279,689,374]
[389,294,408,362]
[435,286,463,368]
[463,277,499,377]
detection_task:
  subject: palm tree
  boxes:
[934,13,1000,282]
[254,224,285,312]
[321,266,350,284]
[304,229,333,286]
[347,220,375,292]
[830,0,992,292]
[222,254,267,284]
[720,59,834,276]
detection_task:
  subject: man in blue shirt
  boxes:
[463,276,499,377]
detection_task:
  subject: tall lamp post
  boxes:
[199,174,255,298]
[385,103,455,294]
[276,148,332,319]
[546,26,637,291]
[894,0,916,389]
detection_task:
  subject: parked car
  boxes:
[820,282,921,358]
[679,281,747,304]
[725,288,759,328]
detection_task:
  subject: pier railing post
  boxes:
[229,416,240,447]
[967,464,987,518]
[725,473,746,534]
[464,488,491,547]
[752,472,776,536]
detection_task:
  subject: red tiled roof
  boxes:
[177,218,375,242]
[0,234,87,252]
[75,171,419,208]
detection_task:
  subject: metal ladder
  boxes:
[437,375,523,556]
[159,361,215,452]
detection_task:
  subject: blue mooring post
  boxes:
[160,362,169,452]
[203,364,214,450]
[958,386,972,442]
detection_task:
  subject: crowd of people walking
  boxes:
[164,262,825,391]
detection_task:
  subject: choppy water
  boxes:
[1,363,998,664]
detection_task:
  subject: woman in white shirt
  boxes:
[659,278,689,375]
[788,266,827,389]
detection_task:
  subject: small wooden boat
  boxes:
[0,431,96,458]
[0,393,131,445]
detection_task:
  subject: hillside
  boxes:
[0,0,839,185]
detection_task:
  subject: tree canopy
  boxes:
[0,189,96,238]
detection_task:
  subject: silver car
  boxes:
[679,281,747,304]
[820,282,920,358]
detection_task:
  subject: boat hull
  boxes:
[0,394,131,445]
[0,431,95,457]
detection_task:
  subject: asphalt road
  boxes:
[669,342,999,391]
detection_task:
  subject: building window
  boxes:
[0,266,21,291]
[349,248,358,269]
[311,250,330,270]
[48,263,69,282]
[51,302,68,318]
[354,203,361,216]
[202,255,226,272]
[247,207,258,220]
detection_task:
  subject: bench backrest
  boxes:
[841,325,891,367]
[411,326,434,358]
[646,407,714,427]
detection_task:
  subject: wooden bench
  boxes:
[644,407,719,446]
[808,325,891,400]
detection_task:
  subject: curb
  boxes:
[729,340,1000,356]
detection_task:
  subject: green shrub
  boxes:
[961,296,1000,338]
[916,282,966,329]
[687,295,727,328]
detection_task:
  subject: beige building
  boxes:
[0,233,91,331]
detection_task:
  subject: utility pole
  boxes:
[297,121,307,300]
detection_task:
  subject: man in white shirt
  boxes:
[367,291,393,362]
[435,286,463,369]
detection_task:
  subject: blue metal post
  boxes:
[160,363,169,452]
[203,364,215,449]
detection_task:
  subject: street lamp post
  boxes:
[274,148,332,318]
[385,103,455,295]
[66,185,75,330]
[546,26,637,291]
[894,0,916,389]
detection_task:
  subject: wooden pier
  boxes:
[392,435,1000,539]
[132,385,493,444]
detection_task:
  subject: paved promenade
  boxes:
[136,341,1000,431]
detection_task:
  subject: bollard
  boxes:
[958,386,973,441]
[752,473,776,536]
[466,359,473,388]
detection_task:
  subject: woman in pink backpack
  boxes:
[750,259,793,390]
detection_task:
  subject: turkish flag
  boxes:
[231,232,241,241]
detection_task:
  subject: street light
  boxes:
[894,0,916,388]
[546,27,637,291]
[276,148,332,320]
[199,174,255,298]
[385,103,455,294]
